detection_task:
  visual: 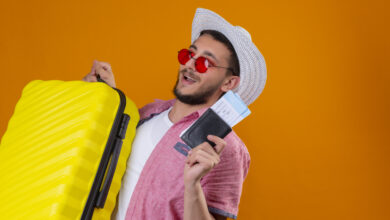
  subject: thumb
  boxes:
[90,60,98,75]
[207,135,227,154]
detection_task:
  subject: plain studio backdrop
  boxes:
[0,0,388,219]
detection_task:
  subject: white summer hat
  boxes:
[191,8,267,106]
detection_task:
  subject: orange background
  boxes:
[0,0,388,219]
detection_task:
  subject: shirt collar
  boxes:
[149,99,211,122]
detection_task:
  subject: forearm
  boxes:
[184,136,228,220]
[183,181,215,220]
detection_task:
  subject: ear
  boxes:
[221,76,240,92]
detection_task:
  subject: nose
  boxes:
[184,56,196,70]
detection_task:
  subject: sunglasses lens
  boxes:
[195,57,208,73]
[178,49,190,65]
[178,49,209,73]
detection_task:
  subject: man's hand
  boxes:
[184,135,226,185]
[82,60,116,88]
[183,135,227,220]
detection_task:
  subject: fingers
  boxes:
[82,73,97,82]
[195,142,219,157]
[95,61,116,87]
[186,138,225,170]
[186,148,220,169]
[83,60,116,88]
[99,61,112,72]
[186,135,227,168]
[207,135,227,154]
[90,60,98,74]
[95,62,112,78]
[95,61,112,74]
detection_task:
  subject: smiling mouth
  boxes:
[183,74,197,83]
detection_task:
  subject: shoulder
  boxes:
[219,131,251,178]
[224,131,250,161]
[201,131,250,217]
[138,99,175,120]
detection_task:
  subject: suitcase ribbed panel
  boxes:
[0,80,139,219]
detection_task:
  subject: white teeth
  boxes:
[184,75,196,82]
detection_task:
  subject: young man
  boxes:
[83,8,266,220]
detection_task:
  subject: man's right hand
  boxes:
[82,60,116,88]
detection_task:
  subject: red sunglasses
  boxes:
[178,49,235,74]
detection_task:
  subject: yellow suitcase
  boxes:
[0,80,139,219]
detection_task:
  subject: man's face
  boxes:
[173,34,232,105]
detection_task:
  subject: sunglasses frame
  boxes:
[178,49,236,74]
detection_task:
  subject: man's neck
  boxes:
[168,100,212,124]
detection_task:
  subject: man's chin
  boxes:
[173,88,207,105]
[174,87,192,97]
[177,81,198,91]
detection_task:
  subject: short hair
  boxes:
[199,30,240,77]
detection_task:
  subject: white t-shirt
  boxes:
[115,108,173,220]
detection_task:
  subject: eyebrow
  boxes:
[189,45,219,63]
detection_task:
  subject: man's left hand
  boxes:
[184,135,226,185]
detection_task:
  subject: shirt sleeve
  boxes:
[200,133,251,219]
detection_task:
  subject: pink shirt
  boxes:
[125,99,250,219]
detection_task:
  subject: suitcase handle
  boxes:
[96,74,105,83]
[95,114,130,208]
[95,138,123,208]
[96,74,113,88]
[82,89,130,218]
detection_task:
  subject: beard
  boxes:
[173,69,222,105]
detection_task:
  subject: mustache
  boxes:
[180,68,200,81]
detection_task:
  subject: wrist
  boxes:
[184,179,201,193]
[184,173,202,187]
